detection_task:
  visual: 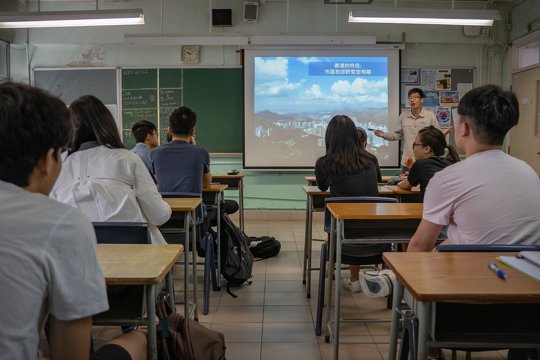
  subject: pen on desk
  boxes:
[488,263,507,280]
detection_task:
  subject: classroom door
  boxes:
[509,66,540,175]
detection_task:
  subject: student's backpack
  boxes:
[248,236,281,259]
[219,212,254,297]
[156,298,226,360]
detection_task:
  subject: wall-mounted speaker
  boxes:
[243,2,258,23]
[212,9,232,27]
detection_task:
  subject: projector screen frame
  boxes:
[243,45,403,170]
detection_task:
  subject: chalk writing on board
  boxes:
[122,89,157,109]
[159,107,175,123]
[123,69,150,76]
[122,109,158,128]
[159,89,181,107]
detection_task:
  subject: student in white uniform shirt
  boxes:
[0,82,146,360]
[51,95,171,244]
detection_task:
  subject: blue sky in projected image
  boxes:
[254,56,388,113]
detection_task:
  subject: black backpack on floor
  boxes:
[249,236,281,259]
[219,213,254,297]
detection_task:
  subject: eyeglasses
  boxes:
[408,95,421,100]
[412,143,424,148]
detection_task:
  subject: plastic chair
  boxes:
[160,192,218,316]
[92,222,150,325]
[315,196,421,339]
[398,244,540,360]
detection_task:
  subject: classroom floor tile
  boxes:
[90,214,513,360]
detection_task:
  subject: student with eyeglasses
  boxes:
[396,126,460,201]
[131,119,159,176]
[374,88,452,172]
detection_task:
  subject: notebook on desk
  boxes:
[497,251,540,282]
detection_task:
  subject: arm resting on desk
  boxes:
[408,219,444,252]
[396,179,413,190]
[48,315,92,360]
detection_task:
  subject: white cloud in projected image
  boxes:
[255,57,303,97]
[254,56,388,113]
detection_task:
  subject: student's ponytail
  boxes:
[445,144,460,163]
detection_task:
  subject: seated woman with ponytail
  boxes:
[397,125,460,201]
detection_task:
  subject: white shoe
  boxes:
[358,270,394,297]
[341,278,362,293]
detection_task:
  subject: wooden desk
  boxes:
[203,184,228,284]
[212,174,246,231]
[384,252,540,360]
[324,202,423,360]
[163,197,201,319]
[301,185,394,298]
[97,244,183,360]
[305,175,394,185]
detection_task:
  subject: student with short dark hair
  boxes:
[0,82,147,360]
[51,95,171,244]
[315,116,381,292]
[151,106,212,193]
[131,119,159,175]
[397,126,460,201]
[408,84,540,252]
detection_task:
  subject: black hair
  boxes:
[169,106,197,136]
[417,126,460,163]
[357,127,368,147]
[318,116,376,175]
[69,95,124,151]
[457,84,519,145]
[0,82,70,187]
[408,88,425,98]
[131,119,157,143]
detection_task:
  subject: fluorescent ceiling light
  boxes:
[0,9,144,28]
[348,8,501,26]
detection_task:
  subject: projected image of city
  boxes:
[252,56,391,166]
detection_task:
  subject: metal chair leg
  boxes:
[315,242,328,336]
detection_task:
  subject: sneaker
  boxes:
[341,278,362,293]
[358,270,393,297]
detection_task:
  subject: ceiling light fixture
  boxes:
[348,8,501,26]
[0,9,144,28]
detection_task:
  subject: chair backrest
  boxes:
[324,196,398,233]
[437,244,540,252]
[92,222,150,244]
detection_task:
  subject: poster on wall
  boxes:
[420,69,436,88]
[457,83,473,99]
[436,106,452,128]
[436,69,452,89]
[439,90,459,105]
[401,68,419,83]
[423,90,440,106]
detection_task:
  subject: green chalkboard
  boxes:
[183,68,243,153]
[123,69,157,89]
[121,67,242,153]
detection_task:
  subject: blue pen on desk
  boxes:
[488,263,507,280]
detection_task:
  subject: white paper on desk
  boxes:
[497,255,540,282]
[519,251,540,267]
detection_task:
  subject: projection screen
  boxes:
[243,48,401,169]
